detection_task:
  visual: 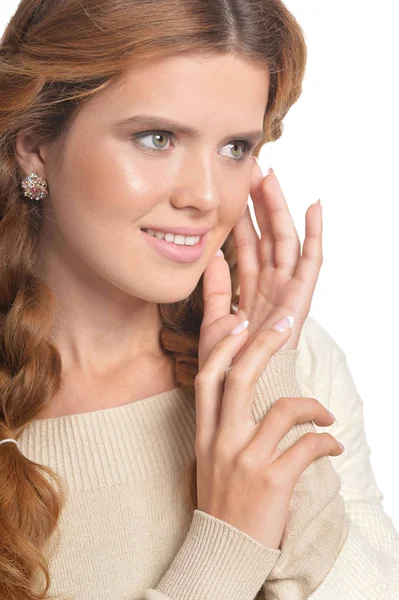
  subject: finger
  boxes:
[255,168,301,274]
[232,203,261,315]
[219,320,293,433]
[268,431,344,486]
[249,397,335,461]
[201,251,232,331]
[195,319,251,452]
[250,158,275,266]
[293,201,323,287]
[200,252,248,372]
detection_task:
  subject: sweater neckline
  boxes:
[17,385,196,491]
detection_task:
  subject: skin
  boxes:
[14,53,270,418]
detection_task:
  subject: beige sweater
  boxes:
[17,315,399,599]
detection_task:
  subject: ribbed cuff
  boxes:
[152,509,281,600]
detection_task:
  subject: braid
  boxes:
[0,0,308,596]
[0,156,69,599]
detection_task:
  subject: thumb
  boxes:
[201,248,232,331]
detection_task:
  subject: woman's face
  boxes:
[20,53,269,306]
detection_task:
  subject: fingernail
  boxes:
[215,249,224,257]
[271,315,294,332]
[338,442,345,452]
[267,167,274,176]
[327,410,337,423]
[230,319,249,335]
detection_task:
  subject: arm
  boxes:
[262,317,399,599]
[306,347,399,599]
[144,509,280,600]
[143,349,315,600]
[145,324,399,600]
[253,348,350,599]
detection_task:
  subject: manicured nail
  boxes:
[215,249,224,258]
[327,410,337,423]
[271,315,294,332]
[267,167,274,175]
[230,320,249,335]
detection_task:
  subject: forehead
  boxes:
[82,53,270,128]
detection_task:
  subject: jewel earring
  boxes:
[21,172,48,202]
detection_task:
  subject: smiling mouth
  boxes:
[140,228,202,246]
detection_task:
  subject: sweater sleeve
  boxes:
[143,509,280,600]
[144,338,399,599]
[142,350,309,600]
[304,349,399,599]
[252,349,350,599]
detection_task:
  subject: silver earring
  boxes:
[21,172,48,202]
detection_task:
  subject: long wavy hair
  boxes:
[0,0,307,597]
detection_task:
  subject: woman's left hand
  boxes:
[199,157,323,371]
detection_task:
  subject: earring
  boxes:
[21,172,48,202]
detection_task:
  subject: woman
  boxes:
[0,0,398,599]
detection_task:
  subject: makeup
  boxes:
[140,229,209,263]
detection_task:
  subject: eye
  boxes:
[131,131,253,161]
[220,141,252,161]
[134,132,172,151]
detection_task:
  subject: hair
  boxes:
[0,0,307,597]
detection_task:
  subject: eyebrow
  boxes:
[115,114,265,145]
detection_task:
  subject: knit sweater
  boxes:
[17,315,399,600]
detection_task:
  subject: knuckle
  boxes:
[300,432,320,453]
[301,431,332,455]
[195,369,217,389]
[274,396,298,418]
[252,332,274,354]
[263,463,292,489]
[318,432,335,452]
[236,450,256,473]
[328,433,341,447]
[194,371,207,388]
[299,396,324,415]
[224,367,251,388]
[309,396,324,408]
[273,397,326,426]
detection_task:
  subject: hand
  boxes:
[195,315,344,550]
[198,158,322,372]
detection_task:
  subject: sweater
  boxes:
[17,315,399,600]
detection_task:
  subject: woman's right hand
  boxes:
[194,319,344,550]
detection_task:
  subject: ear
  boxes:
[14,131,47,178]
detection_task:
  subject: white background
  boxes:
[1,1,398,532]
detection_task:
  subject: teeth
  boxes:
[144,228,201,246]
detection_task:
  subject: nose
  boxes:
[170,152,221,213]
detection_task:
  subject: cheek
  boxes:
[222,187,249,226]
[46,141,175,273]
[58,140,163,227]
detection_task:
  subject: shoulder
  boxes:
[295,314,347,410]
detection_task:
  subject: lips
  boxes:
[140,225,212,236]
[140,228,210,263]
[142,228,202,245]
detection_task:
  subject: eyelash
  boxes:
[131,130,254,162]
